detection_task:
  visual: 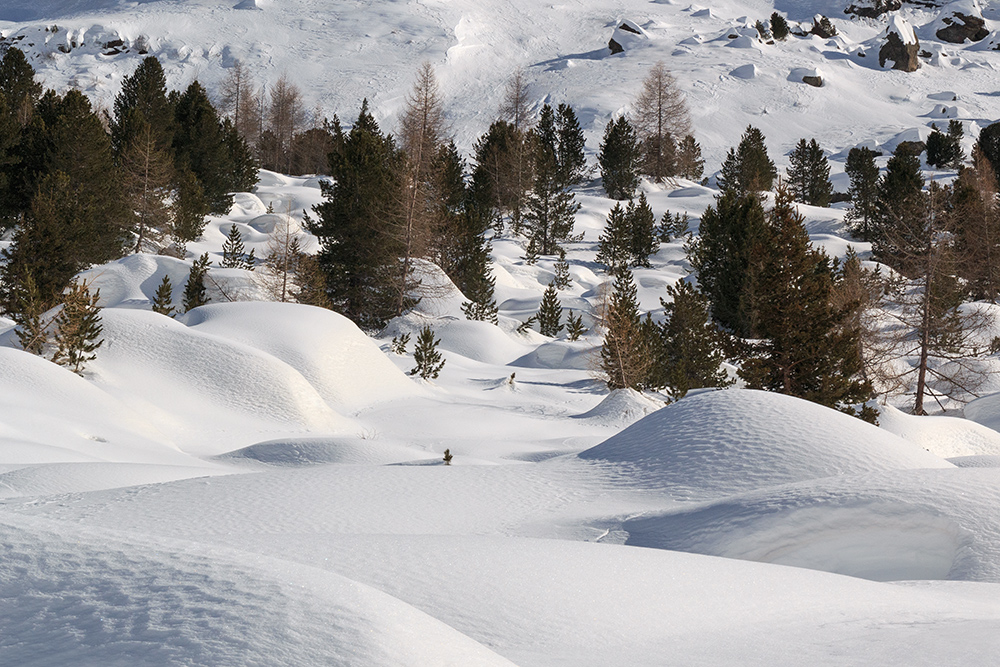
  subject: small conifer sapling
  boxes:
[52,280,104,375]
[410,325,445,379]
[536,282,563,337]
[151,274,175,317]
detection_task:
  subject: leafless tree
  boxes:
[632,62,692,181]
[265,73,307,173]
[122,120,174,252]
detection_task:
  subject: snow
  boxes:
[3,0,1000,662]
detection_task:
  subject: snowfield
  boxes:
[3,0,1000,663]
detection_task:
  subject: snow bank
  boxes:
[573,388,664,427]
[579,389,952,498]
[216,436,435,467]
[182,301,420,412]
[876,404,1000,458]
[625,468,1000,583]
[0,515,515,666]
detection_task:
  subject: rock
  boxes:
[608,20,646,55]
[810,15,837,38]
[845,0,901,19]
[879,15,920,72]
[803,75,823,87]
[935,0,989,43]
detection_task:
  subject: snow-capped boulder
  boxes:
[879,15,920,72]
[934,0,989,43]
[810,15,837,38]
[730,63,757,79]
[608,20,646,55]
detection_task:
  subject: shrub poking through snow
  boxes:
[443,448,453,465]
[410,325,445,379]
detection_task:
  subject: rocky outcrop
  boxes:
[879,15,920,72]
[608,20,645,55]
[810,15,837,38]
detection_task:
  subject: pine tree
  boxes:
[596,202,631,273]
[410,325,445,379]
[633,62,691,182]
[598,116,641,200]
[221,224,254,269]
[872,144,927,273]
[739,187,871,408]
[675,135,705,181]
[628,192,658,267]
[183,253,212,312]
[600,269,649,390]
[151,274,175,316]
[565,310,586,341]
[657,210,689,242]
[926,121,964,169]
[0,47,42,127]
[770,12,790,40]
[718,125,777,194]
[309,101,409,332]
[51,279,104,375]
[11,273,49,355]
[687,190,768,336]
[171,168,210,243]
[553,247,571,289]
[471,120,530,233]
[648,280,731,398]
[524,107,580,256]
[976,121,1000,185]
[110,56,174,161]
[536,282,563,337]
[845,147,880,242]
[786,138,832,207]
[555,103,586,187]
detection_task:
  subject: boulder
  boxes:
[608,20,645,55]
[935,0,989,43]
[879,15,920,72]
[810,15,837,38]
[844,0,901,19]
[803,74,823,87]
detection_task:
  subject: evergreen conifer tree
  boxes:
[565,310,586,341]
[221,224,254,269]
[410,325,445,379]
[976,121,1000,185]
[675,135,705,181]
[872,144,927,272]
[954,149,1000,300]
[596,202,632,273]
[555,103,587,187]
[536,282,563,337]
[687,190,767,336]
[110,56,174,160]
[718,125,777,194]
[553,247,572,289]
[740,187,870,409]
[770,12,790,40]
[151,274,175,316]
[786,138,832,206]
[524,108,580,256]
[845,147,880,241]
[183,253,212,312]
[51,279,104,375]
[0,47,42,127]
[648,280,731,398]
[598,116,641,200]
[471,120,530,233]
[309,101,409,331]
[11,273,49,355]
[600,269,648,390]
[926,121,964,169]
[628,192,658,267]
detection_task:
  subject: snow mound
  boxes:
[573,388,664,427]
[625,468,1000,583]
[217,436,434,467]
[578,389,952,498]
[0,516,515,666]
[949,454,1000,468]
[91,308,355,455]
[876,404,1000,458]
[961,391,1000,435]
[0,347,200,466]
[730,63,756,79]
[385,316,530,366]
[78,253,193,310]
[0,462,228,499]
[183,302,420,412]
[511,341,592,370]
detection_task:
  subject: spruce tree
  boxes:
[151,274,175,316]
[872,144,927,273]
[628,192,658,267]
[183,253,212,312]
[687,190,767,336]
[553,247,571,289]
[845,147,880,242]
[598,116,641,200]
[600,269,648,390]
[52,279,104,376]
[410,325,445,379]
[648,280,731,398]
[596,202,632,273]
[786,138,832,207]
[565,310,586,341]
[718,125,777,194]
[536,282,563,337]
